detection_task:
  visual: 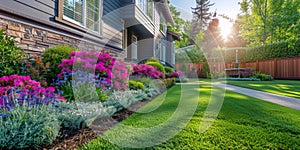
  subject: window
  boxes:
[160,43,166,61]
[62,0,101,33]
[136,0,147,14]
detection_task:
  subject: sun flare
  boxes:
[219,18,233,41]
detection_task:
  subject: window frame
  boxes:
[56,0,103,36]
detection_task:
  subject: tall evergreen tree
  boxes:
[192,0,215,29]
[190,0,214,41]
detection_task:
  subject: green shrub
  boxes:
[42,45,78,85]
[23,56,49,85]
[164,78,176,88]
[0,105,61,149]
[201,61,210,78]
[164,66,174,74]
[129,80,145,90]
[222,40,300,62]
[146,57,160,63]
[133,77,152,87]
[0,29,26,76]
[180,64,188,76]
[146,62,165,74]
[255,73,274,81]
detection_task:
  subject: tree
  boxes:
[238,0,300,46]
[167,1,185,34]
[192,0,215,29]
[190,0,215,41]
[226,18,247,47]
[203,17,224,52]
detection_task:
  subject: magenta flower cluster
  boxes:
[239,68,255,78]
[0,75,65,108]
[58,50,129,90]
[168,71,185,78]
[131,64,165,79]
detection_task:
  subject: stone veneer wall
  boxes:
[0,17,120,57]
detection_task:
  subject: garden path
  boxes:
[197,82,300,110]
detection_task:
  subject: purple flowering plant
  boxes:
[0,75,66,118]
[56,50,130,102]
[239,68,255,78]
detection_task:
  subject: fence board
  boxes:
[176,56,300,79]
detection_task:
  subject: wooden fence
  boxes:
[176,56,300,79]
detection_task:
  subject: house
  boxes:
[0,0,178,66]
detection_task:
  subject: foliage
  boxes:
[0,75,65,105]
[201,61,210,78]
[71,101,116,126]
[164,66,174,74]
[238,0,300,46]
[164,78,176,88]
[131,64,165,79]
[55,71,110,102]
[203,18,224,53]
[58,50,129,91]
[168,71,185,78]
[146,57,160,63]
[225,18,247,47]
[0,29,26,77]
[179,64,188,76]
[129,80,145,91]
[145,62,165,74]
[103,90,149,112]
[132,78,152,87]
[42,45,78,85]
[254,72,274,81]
[239,68,255,78]
[211,71,226,79]
[0,75,67,149]
[192,0,215,30]
[23,56,50,85]
[167,1,185,34]
[0,105,61,149]
[222,40,300,62]
[176,46,206,64]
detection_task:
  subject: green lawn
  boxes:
[225,80,300,99]
[80,83,300,149]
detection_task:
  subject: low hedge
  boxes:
[223,40,300,62]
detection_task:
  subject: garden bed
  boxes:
[39,87,167,150]
[39,98,152,149]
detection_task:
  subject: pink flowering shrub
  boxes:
[0,75,65,108]
[57,50,129,91]
[168,71,185,78]
[131,64,165,79]
[239,68,255,78]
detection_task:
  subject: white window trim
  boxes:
[62,0,103,34]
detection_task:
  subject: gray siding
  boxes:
[0,0,123,51]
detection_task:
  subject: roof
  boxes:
[154,0,174,24]
[167,30,181,41]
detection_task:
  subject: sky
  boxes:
[169,0,241,40]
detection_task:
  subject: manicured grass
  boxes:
[80,83,300,149]
[225,80,300,99]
